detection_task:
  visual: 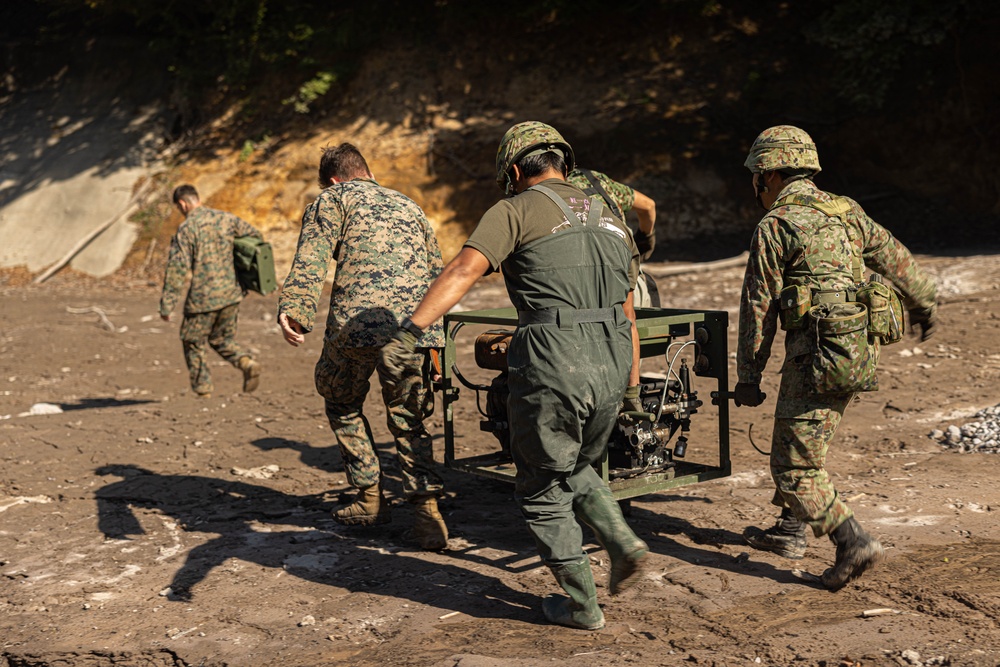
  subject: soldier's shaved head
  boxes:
[319,143,372,186]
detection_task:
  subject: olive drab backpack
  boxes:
[772,192,904,394]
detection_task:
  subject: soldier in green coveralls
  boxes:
[277,144,449,551]
[382,122,650,629]
[734,126,938,589]
[160,185,262,398]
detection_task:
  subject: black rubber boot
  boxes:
[542,559,605,630]
[743,508,808,560]
[820,516,884,590]
[574,486,649,595]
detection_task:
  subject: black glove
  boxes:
[380,326,419,382]
[634,229,655,260]
[908,306,937,342]
[733,382,764,408]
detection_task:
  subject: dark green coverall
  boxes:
[468,181,637,565]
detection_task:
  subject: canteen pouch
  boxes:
[808,301,878,394]
[475,330,514,372]
[779,284,812,331]
[856,277,905,345]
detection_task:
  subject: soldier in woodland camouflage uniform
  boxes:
[567,168,659,307]
[734,126,938,589]
[381,122,649,630]
[277,143,448,550]
[160,185,262,398]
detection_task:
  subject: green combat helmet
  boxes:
[744,125,821,175]
[495,121,575,195]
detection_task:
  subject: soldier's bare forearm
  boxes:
[409,247,491,331]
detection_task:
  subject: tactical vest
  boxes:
[769,191,863,331]
[769,191,904,345]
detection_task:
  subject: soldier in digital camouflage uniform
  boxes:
[381,122,649,630]
[277,143,448,550]
[734,126,938,589]
[160,185,262,398]
[567,168,659,307]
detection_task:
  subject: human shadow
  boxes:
[94,464,540,622]
[251,436,344,476]
[623,498,822,588]
[61,397,156,412]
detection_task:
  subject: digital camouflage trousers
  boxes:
[180,303,250,395]
[768,353,855,537]
[316,344,442,498]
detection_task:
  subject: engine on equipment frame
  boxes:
[438,307,732,499]
[453,328,705,480]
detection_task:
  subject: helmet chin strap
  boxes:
[503,170,516,196]
[754,174,770,210]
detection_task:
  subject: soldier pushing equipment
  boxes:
[382,122,649,629]
[278,143,448,550]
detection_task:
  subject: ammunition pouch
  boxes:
[779,287,853,331]
[779,285,811,331]
[856,277,905,345]
[807,301,878,394]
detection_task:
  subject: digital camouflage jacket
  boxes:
[160,206,261,316]
[278,178,444,349]
[738,178,937,384]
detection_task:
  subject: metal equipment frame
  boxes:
[439,307,732,499]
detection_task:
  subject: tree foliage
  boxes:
[806,0,984,111]
[4,0,996,117]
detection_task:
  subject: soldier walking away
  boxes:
[381,122,649,629]
[567,167,660,306]
[733,125,938,589]
[160,185,262,398]
[277,143,448,551]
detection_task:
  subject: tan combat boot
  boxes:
[238,356,261,393]
[411,496,449,550]
[333,484,391,526]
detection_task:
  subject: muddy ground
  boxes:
[2,250,1000,667]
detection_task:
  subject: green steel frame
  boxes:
[438,307,732,500]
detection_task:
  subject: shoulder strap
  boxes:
[773,192,864,283]
[529,184,605,228]
[577,169,624,220]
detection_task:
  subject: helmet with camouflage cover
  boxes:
[744,125,821,175]
[495,121,575,194]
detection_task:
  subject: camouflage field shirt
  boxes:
[737,178,937,384]
[159,206,261,316]
[566,168,636,220]
[278,178,445,349]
